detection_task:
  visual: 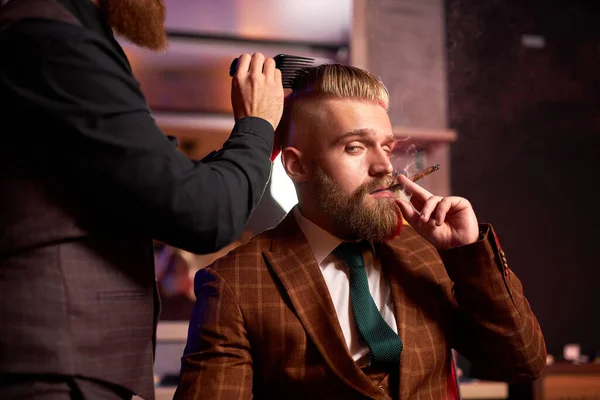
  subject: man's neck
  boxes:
[296,203,354,241]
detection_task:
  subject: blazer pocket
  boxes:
[97,290,149,301]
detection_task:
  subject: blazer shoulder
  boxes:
[207,229,274,275]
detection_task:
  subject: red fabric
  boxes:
[270,133,281,161]
[448,358,460,399]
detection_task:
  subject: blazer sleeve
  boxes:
[175,267,253,400]
[439,224,547,383]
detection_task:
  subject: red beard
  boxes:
[100,0,168,51]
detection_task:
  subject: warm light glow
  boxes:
[270,153,298,212]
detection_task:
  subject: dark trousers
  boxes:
[0,374,133,400]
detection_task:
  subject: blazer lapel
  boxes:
[263,211,385,399]
[377,230,423,400]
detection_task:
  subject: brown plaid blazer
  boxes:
[176,210,546,399]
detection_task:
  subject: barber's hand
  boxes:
[231,53,284,130]
[395,174,479,249]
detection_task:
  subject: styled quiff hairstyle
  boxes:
[276,64,390,149]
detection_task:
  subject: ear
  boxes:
[281,147,309,183]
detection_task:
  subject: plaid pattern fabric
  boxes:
[177,210,546,399]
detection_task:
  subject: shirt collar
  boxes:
[59,0,131,68]
[294,208,343,265]
[293,207,374,265]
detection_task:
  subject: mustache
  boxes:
[355,176,396,197]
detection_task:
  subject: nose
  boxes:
[369,147,394,177]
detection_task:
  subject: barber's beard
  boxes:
[100,0,168,51]
[313,166,403,243]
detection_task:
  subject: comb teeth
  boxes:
[229,53,316,89]
[275,54,315,88]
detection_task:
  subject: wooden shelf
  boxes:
[392,126,457,152]
[151,115,458,197]
[153,111,234,133]
[154,381,508,400]
[153,115,458,143]
[393,126,457,142]
[156,321,189,342]
[460,381,508,399]
[533,362,600,400]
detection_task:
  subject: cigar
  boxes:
[411,164,440,182]
[372,164,440,193]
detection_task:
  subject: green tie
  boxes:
[333,241,403,364]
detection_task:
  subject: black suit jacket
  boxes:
[0,1,274,398]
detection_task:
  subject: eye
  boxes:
[345,143,365,154]
[382,146,392,157]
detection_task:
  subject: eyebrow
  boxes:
[333,129,396,145]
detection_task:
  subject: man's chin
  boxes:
[120,31,168,52]
[102,0,168,51]
[358,202,403,243]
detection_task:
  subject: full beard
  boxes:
[313,166,403,243]
[100,0,168,51]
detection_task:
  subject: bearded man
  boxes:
[0,0,283,399]
[176,64,546,400]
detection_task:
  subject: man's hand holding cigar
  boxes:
[395,172,480,250]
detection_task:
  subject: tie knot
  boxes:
[333,241,365,270]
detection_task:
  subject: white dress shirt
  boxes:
[294,208,398,363]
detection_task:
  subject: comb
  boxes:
[229,54,315,89]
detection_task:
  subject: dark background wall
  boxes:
[447,0,600,358]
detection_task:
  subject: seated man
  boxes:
[175,64,546,399]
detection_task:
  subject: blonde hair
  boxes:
[277,64,390,147]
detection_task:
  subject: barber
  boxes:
[0,0,283,398]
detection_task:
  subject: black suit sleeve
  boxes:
[2,21,273,254]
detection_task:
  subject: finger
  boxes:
[235,53,251,77]
[274,67,283,85]
[263,57,276,80]
[420,196,443,223]
[396,199,420,226]
[434,197,453,226]
[250,52,266,76]
[396,174,434,206]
